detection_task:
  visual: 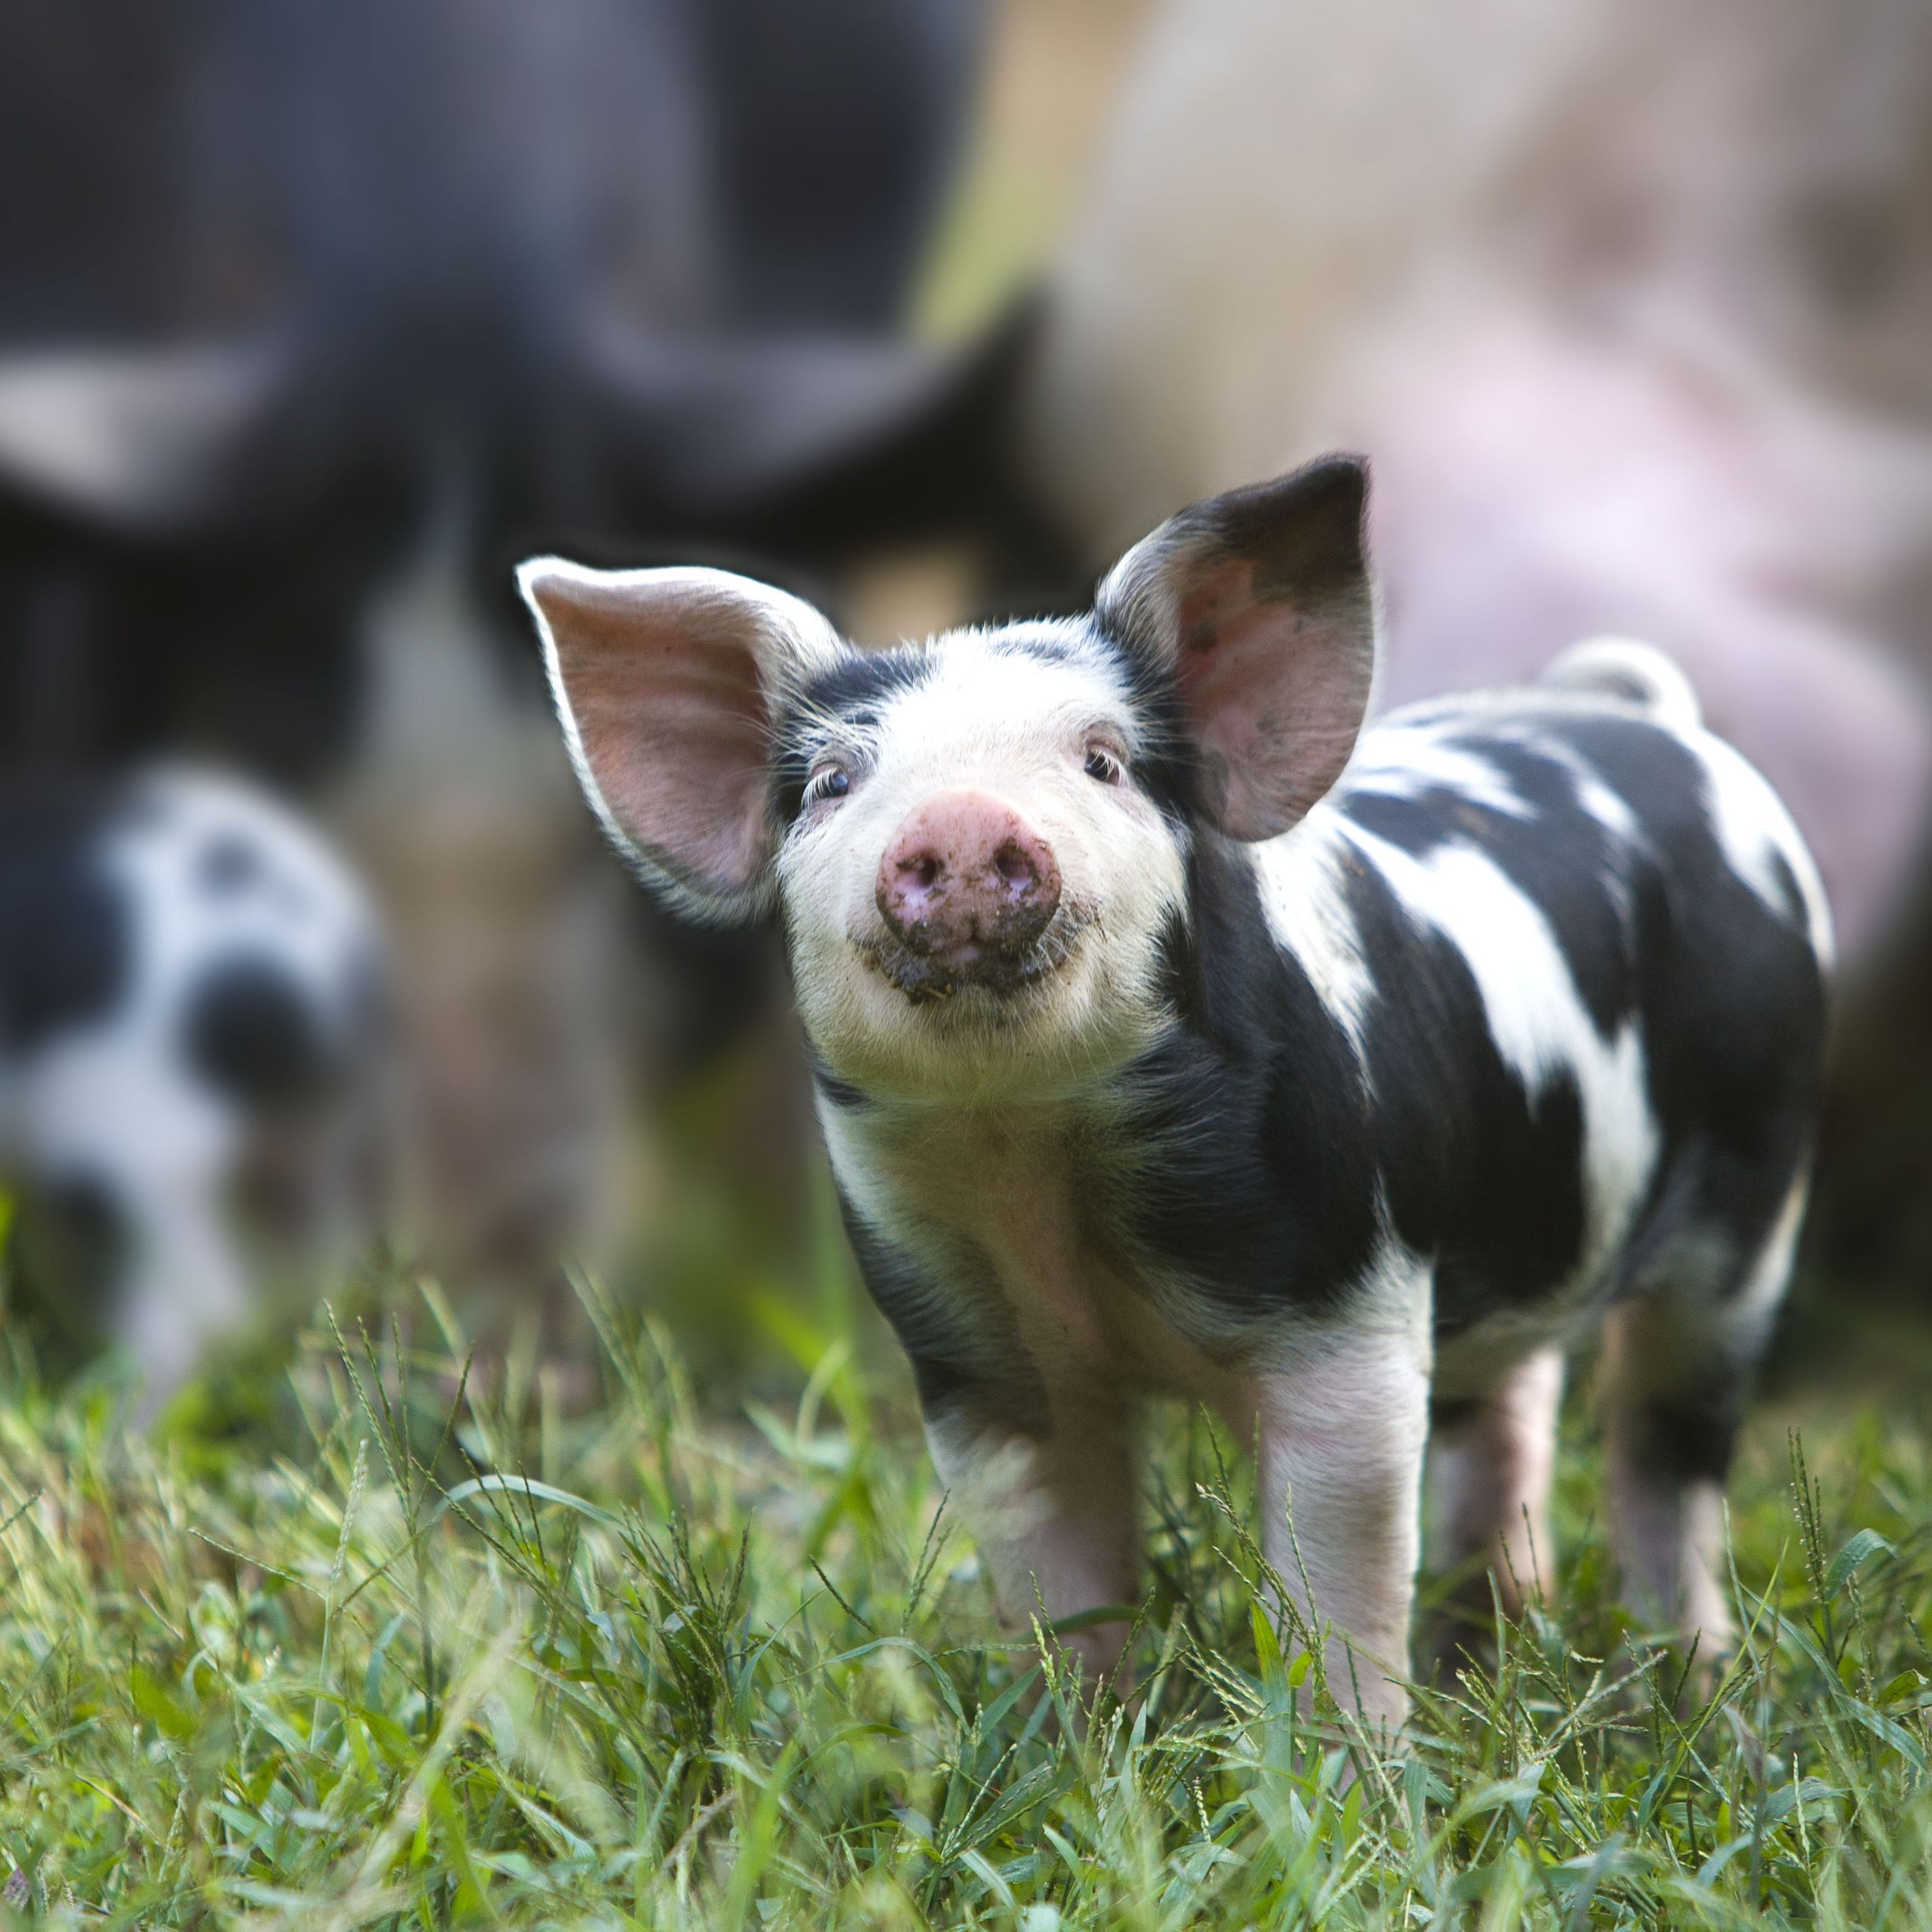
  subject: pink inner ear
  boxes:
[1177,561,1372,840]
[555,595,772,898]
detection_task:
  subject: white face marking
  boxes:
[779,626,1189,1102]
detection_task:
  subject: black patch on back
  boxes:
[182,953,334,1112]
[0,786,130,1052]
[1466,737,1633,1036]
[1543,713,1826,1278]
[1342,735,1634,1037]
[1341,860,1589,1335]
[1115,838,1380,1324]
[1331,707,1823,1319]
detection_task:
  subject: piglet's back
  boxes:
[1278,672,1829,1361]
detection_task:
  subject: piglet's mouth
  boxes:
[857,912,1085,1009]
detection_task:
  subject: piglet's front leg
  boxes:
[923,1378,1141,1694]
[1235,1321,1432,1733]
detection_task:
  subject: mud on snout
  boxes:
[856,787,1096,1009]
[857,896,1097,1007]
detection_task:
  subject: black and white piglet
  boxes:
[1,767,381,1404]
[520,457,1828,1725]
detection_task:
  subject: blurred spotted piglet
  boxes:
[522,457,1828,1726]
[0,767,382,1406]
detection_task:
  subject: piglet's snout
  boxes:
[875,792,1062,979]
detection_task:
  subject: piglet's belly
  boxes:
[1431,1308,1591,1405]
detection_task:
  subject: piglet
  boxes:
[2,767,382,1407]
[521,457,1828,1727]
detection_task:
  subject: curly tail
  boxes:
[1540,636,1703,734]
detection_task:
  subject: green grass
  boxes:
[3,1221,1932,1930]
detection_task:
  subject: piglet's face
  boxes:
[771,624,1193,1098]
[520,456,1377,1103]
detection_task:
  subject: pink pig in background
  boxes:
[1031,0,1932,968]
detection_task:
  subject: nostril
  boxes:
[878,844,947,943]
[992,839,1038,893]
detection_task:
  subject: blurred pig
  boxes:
[1,766,383,1406]
[1030,0,1932,969]
[0,0,1015,1312]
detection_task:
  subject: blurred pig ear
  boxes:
[517,560,846,921]
[0,340,288,533]
[1097,456,1377,839]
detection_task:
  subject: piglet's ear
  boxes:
[1097,456,1377,840]
[518,559,845,921]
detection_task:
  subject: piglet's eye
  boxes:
[804,764,853,806]
[1083,746,1124,786]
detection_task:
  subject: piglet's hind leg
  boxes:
[1427,1345,1565,1669]
[1601,1184,1805,1663]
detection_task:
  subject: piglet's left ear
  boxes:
[1097,455,1377,841]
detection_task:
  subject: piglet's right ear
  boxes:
[518,559,845,921]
